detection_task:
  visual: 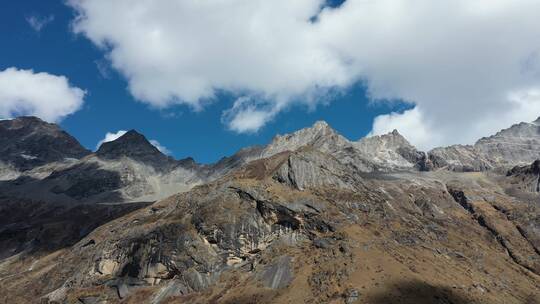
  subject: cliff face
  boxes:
[0,117,539,304]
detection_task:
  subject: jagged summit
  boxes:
[272,120,338,141]
[96,129,169,163]
[262,120,348,157]
[474,119,540,164]
[2,116,59,133]
[209,121,342,176]
[429,117,540,171]
[311,120,331,129]
[361,129,411,145]
[6,115,46,125]
[354,129,425,171]
[0,116,90,171]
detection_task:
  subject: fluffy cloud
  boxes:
[68,0,540,148]
[221,96,283,133]
[0,67,85,122]
[96,130,171,154]
[26,15,55,32]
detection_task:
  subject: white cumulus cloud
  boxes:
[221,96,283,133]
[68,0,540,148]
[96,130,171,155]
[0,67,85,122]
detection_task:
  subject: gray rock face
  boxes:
[214,121,425,176]
[273,149,360,191]
[475,121,540,165]
[207,121,351,176]
[429,118,540,171]
[258,255,294,289]
[151,280,189,304]
[262,121,350,158]
[428,145,494,172]
[96,130,176,170]
[0,116,90,171]
[27,181,331,303]
[506,160,540,192]
[212,117,540,175]
[263,122,424,172]
[354,129,427,171]
[208,145,265,177]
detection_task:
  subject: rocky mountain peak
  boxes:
[353,129,424,171]
[0,116,90,171]
[382,129,412,146]
[473,119,540,166]
[311,120,331,130]
[112,129,149,145]
[2,116,57,133]
[429,117,540,171]
[7,116,47,128]
[275,120,337,141]
[96,129,169,164]
[262,120,347,157]
[356,129,414,150]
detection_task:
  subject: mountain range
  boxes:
[3,116,540,203]
[0,116,539,303]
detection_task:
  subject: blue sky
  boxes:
[0,0,409,163]
[1,1,539,162]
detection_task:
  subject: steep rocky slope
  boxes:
[1,149,539,303]
[0,116,90,179]
[0,128,204,203]
[96,130,177,170]
[0,116,539,303]
[428,118,540,171]
[353,129,427,171]
[213,121,426,176]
